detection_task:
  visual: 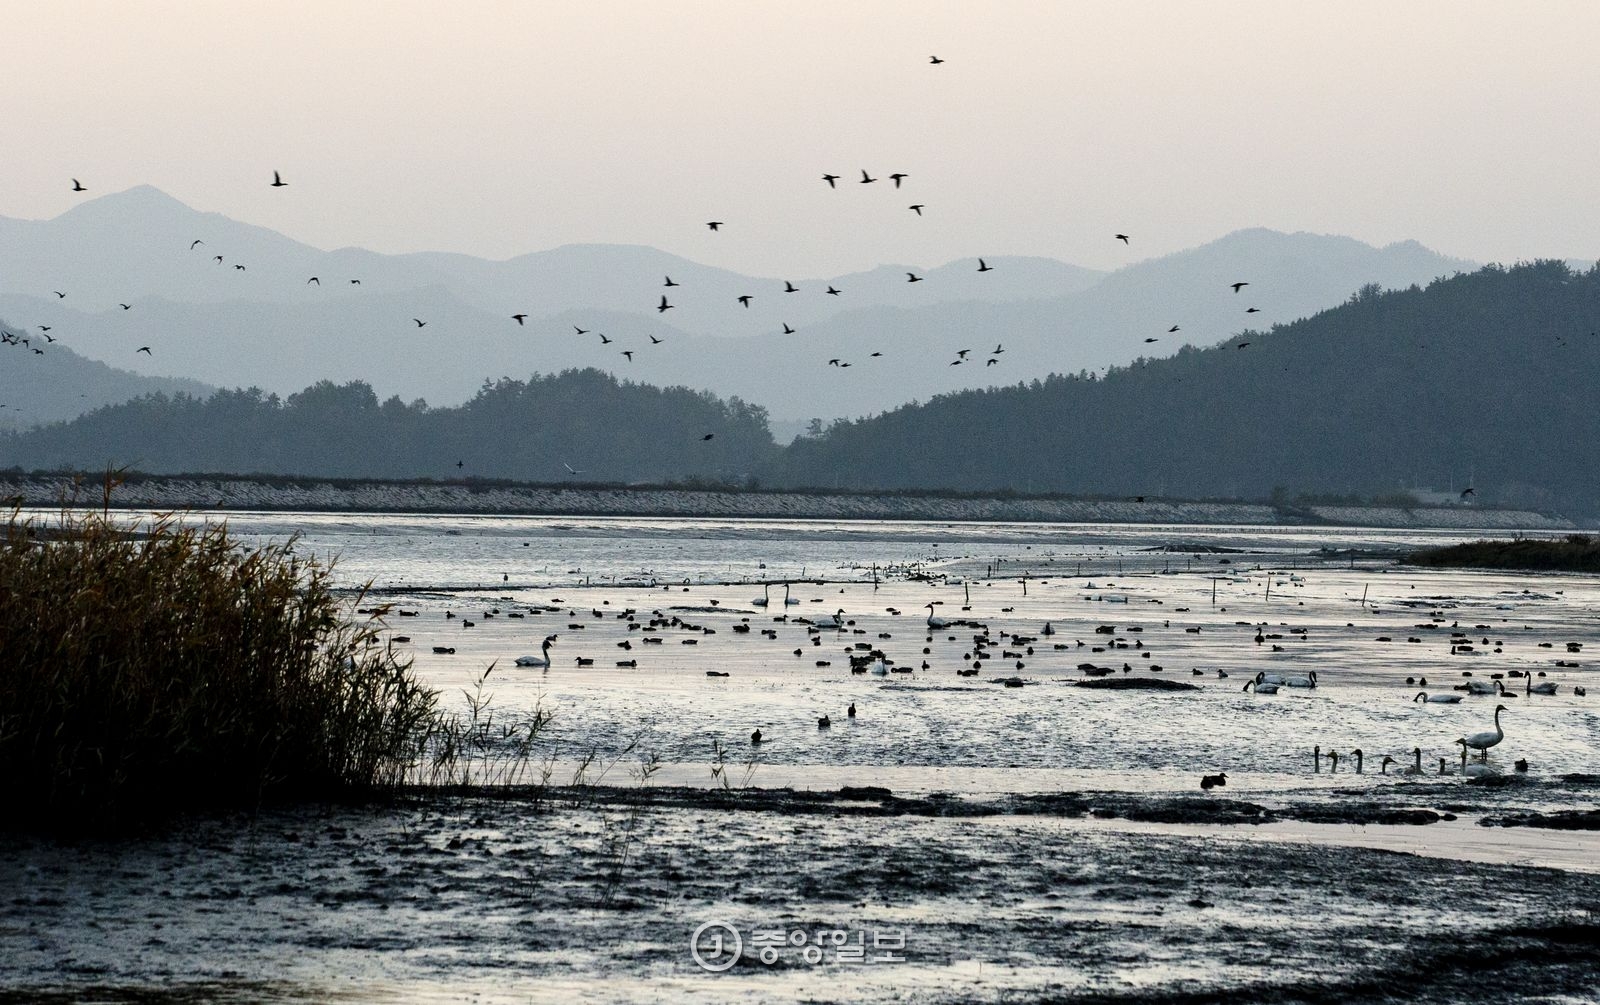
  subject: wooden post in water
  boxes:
[1361,584,1369,608]
[1212,577,1218,606]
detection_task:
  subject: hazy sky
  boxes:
[5,1,1597,276]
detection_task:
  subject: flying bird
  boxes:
[511,314,526,325]
[889,173,908,188]
[657,296,674,313]
[71,179,86,192]
[870,351,883,357]
[822,174,840,188]
[621,350,633,361]
[136,346,151,354]
[1145,337,1158,343]
[1168,325,1180,332]
[906,272,923,283]
[307,277,320,285]
[1115,234,1129,244]
[956,349,970,358]
[53,291,65,299]
[1236,341,1251,349]
[649,334,663,344]
[190,240,203,250]
[664,275,679,287]
[1246,307,1260,313]
[563,462,583,475]
[828,358,841,366]
[1231,282,1249,292]
[413,318,427,328]
[738,295,753,307]
[782,324,795,334]
[349,279,361,284]
[826,286,841,296]
[701,433,715,440]
[859,170,877,184]
[234,264,246,270]
[784,281,798,293]
[706,221,723,231]
[986,358,998,366]
[909,204,924,215]
[119,303,131,310]
[930,55,944,64]
[992,344,1004,354]
[977,258,993,272]
[37,326,50,332]
[214,256,224,263]
[574,326,590,335]
[271,171,287,187]
[598,332,613,344]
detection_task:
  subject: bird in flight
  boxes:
[574,326,590,335]
[511,314,527,325]
[910,204,925,215]
[860,170,877,184]
[706,221,723,231]
[822,174,840,188]
[621,350,634,362]
[214,256,224,263]
[53,291,66,299]
[930,55,944,64]
[738,295,753,307]
[949,359,963,366]
[190,239,203,250]
[413,318,427,328]
[956,349,971,358]
[1246,307,1260,313]
[37,325,50,332]
[649,334,663,344]
[71,179,86,192]
[598,332,613,344]
[992,343,1004,354]
[664,275,679,287]
[563,462,583,475]
[136,346,151,354]
[701,433,715,441]
[986,358,998,366]
[658,296,674,313]
[1231,282,1249,293]
[234,264,246,270]
[1144,337,1159,343]
[271,171,287,187]
[869,351,883,358]
[826,286,841,296]
[119,303,131,310]
[41,332,55,343]
[890,173,908,188]
[784,281,798,293]
[1168,325,1180,332]
[1115,234,1130,244]
[349,279,361,285]
[906,273,923,283]
[977,258,993,272]
[782,323,795,334]
[828,358,841,366]
[307,277,320,285]
[1236,341,1251,349]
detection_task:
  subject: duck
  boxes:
[751,729,763,744]
[818,715,832,729]
[1199,772,1228,790]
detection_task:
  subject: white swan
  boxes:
[817,608,846,628]
[925,603,950,629]
[869,659,889,675]
[1257,672,1289,686]
[1243,679,1279,694]
[1460,679,1497,695]
[1527,677,1559,696]
[783,583,799,606]
[752,583,770,607]
[1461,705,1508,760]
[1284,671,1318,688]
[514,636,556,667]
[1414,691,1462,704]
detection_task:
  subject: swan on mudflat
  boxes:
[1461,705,1508,761]
[514,636,556,667]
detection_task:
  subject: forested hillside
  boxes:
[0,369,777,483]
[767,261,1600,516]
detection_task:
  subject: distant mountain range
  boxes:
[1,186,1478,427]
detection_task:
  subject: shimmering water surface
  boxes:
[86,511,1600,786]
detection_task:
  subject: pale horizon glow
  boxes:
[5,0,1598,275]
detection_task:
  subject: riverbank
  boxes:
[0,473,1574,529]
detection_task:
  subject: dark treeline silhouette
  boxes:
[4,262,1599,516]
[0,369,777,484]
[767,260,1600,516]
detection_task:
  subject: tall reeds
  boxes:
[0,500,438,826]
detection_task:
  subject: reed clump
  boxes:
[0,503,438,827]
[1406,534,1600,573]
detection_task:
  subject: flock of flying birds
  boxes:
[9,55,1272,414]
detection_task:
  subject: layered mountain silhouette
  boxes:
[2,186,1475,426]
